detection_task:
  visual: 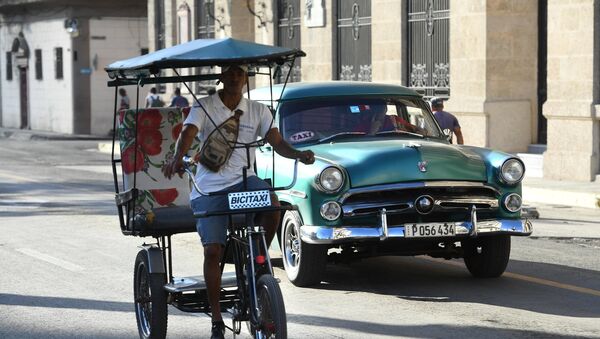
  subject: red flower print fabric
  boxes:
[149,188,179,206]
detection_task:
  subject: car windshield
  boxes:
[279,97,443,145]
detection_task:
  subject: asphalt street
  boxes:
[0,139,599,338]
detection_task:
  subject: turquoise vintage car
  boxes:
[251,81,533,287]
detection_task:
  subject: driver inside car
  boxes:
[162,64,315,339]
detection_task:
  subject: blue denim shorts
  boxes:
[190,176,272,246]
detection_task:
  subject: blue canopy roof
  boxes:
[105,38,305,76]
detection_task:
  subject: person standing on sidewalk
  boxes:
[145,87,165,108]
[118,88,130,110]
[431,97,464,145]
[169,87,190,108]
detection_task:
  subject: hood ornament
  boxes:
[418,161,428,172]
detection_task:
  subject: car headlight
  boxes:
[500,158,525,185]
[504,193,522,212]
[317,166,344,193]
[320,201,342,221]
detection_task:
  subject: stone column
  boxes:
[372,0,406,84]
[543,0,600,181]
[447,0,489,147]
[253,0,276,89]
[301,0,333,81]
[447,0,537,153]
[148,0,156,52]
[228,1,255,42]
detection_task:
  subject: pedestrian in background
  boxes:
[431,97,464,145]
[170,87,190,108]
[145,87,165,108]
[118,88,130,110]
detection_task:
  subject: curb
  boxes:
[0,128,109,141]
[98,141,119,154]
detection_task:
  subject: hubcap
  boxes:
[284,220,301,269]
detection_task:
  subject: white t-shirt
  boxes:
[184,91,274,198]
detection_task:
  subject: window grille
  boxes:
[6,52,12,81]
[35,49,42,80]
[54,47,63,79]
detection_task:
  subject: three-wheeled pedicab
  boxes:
[105,38,305,339]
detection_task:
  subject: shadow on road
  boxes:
[286,313,592,338]
[0,293,133,313]
[310,256,600,318]
[0,293,197,318]
[0,180,116,217]
[1,293,592,339]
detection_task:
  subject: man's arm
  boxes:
[265,128,315,164]
[454,127,464,145]
[162,124,199,179]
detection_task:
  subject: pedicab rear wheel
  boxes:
[134,250,168,339]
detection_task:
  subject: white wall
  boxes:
[29,20,74,133]
[89,17,148,135]
[0,20,74,132]
[0,25,21,128]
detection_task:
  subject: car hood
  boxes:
[310,139,487,187]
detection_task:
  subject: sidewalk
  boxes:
[523,177,600,210]
[2,127,599,211]
[0,126,109,141]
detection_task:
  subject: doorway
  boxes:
[334,0,372,81]
[537,0,548,144]
[19,67,28,129]
[406,0,450,99]
[276,0,301,83]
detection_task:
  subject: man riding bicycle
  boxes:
[162,64,314,339]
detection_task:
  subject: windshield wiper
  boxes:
[374,130,425,138]
[318,132,367,143]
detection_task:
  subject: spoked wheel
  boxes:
[252,274,287,339]
[134,250,168,339]
[281,210,327,286]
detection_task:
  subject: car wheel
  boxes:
[281,210,327,287]
[463,235,511,278]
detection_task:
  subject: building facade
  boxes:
[0,0,148,135]
[4,0,594,182]
[152,0,598,182]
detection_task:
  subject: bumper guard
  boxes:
[300,206,533,244]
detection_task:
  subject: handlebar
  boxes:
[182,155,300,197]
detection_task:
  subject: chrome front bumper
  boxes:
[300,212,533,245]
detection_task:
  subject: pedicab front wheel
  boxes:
[252,274,287,339]
[134,250,168,339]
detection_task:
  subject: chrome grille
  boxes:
[341,182,499,221]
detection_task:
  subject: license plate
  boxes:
[228,190,271,210]
[405,223,456,238]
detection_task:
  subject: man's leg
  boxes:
[203,243,224,321]
[258,194,281,247]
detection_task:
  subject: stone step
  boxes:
[527,143,547,154]
[517,153,543,178]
